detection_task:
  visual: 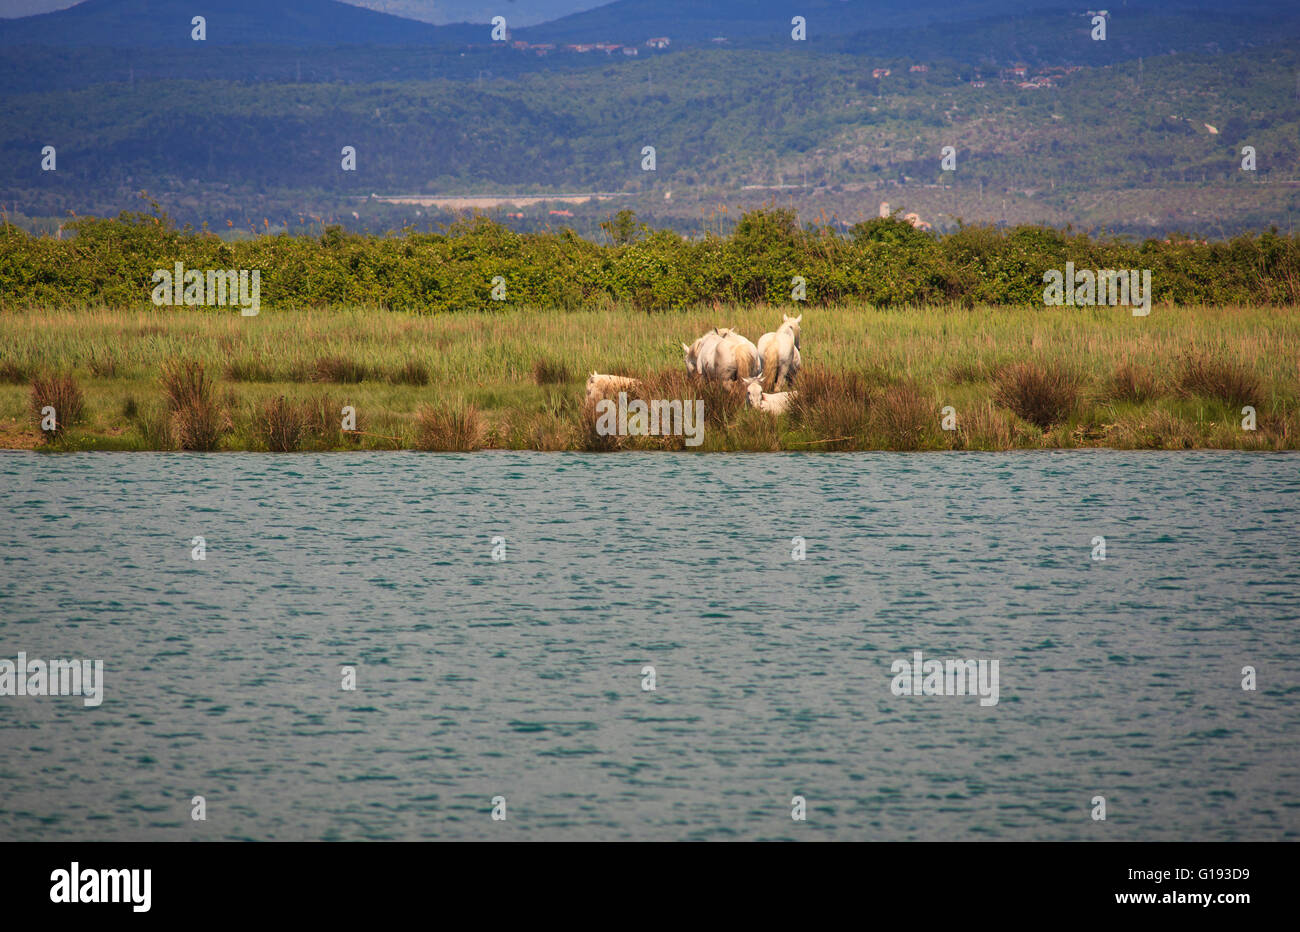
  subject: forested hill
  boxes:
[1,0,1298,238]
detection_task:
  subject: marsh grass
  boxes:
[790,368,872,449]
[224,357,281,382]
[1,303,1295,451]
[872,381,943,450]
[29,372,85,437]
[388,358,431,386]
[253,395,309,452]
[532,357,572,386]
[161,357,223,451]
[311,355,370,384]
[414,402,483,451]
[993,361,1083,430]
[0,360,30,384]
[1108,359,1160,403]
[1176,351,1262,406]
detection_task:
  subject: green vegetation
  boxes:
[3,208,1298,311]
[2,301,1295,452]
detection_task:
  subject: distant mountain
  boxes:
[343,2,609,28]
[515,0,1298,47]
[0,0,484,46]
[515,0,1076,44]
[0,1,613,28]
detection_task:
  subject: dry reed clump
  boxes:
[871,381,940,450]
[388,358,430,386]
[1108,359,1160,403]
[576,393,625,451]
[161,357,224,451]
[532,357,572,385]
[1175,351,1262,406]
[993,361,1082,429]
[956,400,1019,450]
[311,355,370,383]
[644,366,745,436]
[413,402,483,451]
[28,372,85,438]
[789,367,872,449]
[253,395,309,452]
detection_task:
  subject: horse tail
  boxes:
[735,345,756,380]
[762,338,779,392]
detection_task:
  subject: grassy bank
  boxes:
[1,303,1296,452]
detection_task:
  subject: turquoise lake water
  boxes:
[1,450,1297,840]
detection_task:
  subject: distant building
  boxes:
[879,201,891,218]
[710,36,729,45]
[872,67,891,78]
[646,37,670,49]
[909,64,929,72]
[622,46,638,56]
[971,80,986,87]
[549,209,574,217]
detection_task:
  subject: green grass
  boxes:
[1,303,1296,451]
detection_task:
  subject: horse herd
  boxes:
[585,314,803,415]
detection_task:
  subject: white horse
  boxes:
[757,314,802,392]
[682,328,761,382]
[743,376,797,415]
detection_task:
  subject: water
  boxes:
[1,450,1297,841]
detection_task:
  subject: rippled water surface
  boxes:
[1,450,1298,840]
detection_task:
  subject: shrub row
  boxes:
[2,209,1298,310]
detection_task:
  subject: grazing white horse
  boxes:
[757,314,802,392]
[586,371,642,403]
[682,327,761,382]
[742,376,797,415]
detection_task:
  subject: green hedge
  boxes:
[2,208,1297,310]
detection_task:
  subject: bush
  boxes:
[4,212,1295,311]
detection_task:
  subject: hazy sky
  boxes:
[0,1,611,25]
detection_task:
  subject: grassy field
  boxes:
[1,303,1297,452]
